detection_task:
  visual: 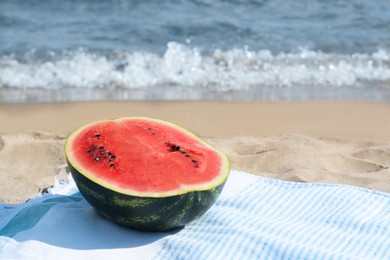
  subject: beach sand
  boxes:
[1,101,389,204]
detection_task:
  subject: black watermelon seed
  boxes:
[174,145,180,151]
[107,152,112,156]
[192,160,197,163]
[87,149,93,153]
[111,155,116,159]
[181,151,186,154]
[109,164,115,168]
[185,154,190,157]
[94,158,100,161]
[92,153,96,157]
[94,134,101,138]
[99,146,104,150]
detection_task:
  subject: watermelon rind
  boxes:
[64,117,230,231]
[68,161,226,231]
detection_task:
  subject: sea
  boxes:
[1,0,389,103]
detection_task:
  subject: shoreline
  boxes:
[1,100,389,203]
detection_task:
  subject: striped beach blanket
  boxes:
[1,170,389,259]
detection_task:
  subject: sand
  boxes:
[0,101,389,204]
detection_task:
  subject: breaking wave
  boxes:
[1,42,390,101]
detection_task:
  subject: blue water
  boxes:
[1,0,390,102]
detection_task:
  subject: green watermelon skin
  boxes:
[68,161,226,231]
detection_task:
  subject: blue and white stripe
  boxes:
[156,174,390,259]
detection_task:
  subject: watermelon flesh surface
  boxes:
[66,118,227,197]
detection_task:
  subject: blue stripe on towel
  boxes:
[0,195,82,237]
[155,178,390,260]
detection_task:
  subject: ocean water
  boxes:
[1,0,389,102]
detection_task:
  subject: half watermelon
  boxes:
[64,117,230,231]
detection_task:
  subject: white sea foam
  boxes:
[1,42,389,101]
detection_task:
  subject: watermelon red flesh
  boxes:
[66,118,227,197]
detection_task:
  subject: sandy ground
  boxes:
[0,101,389,204]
